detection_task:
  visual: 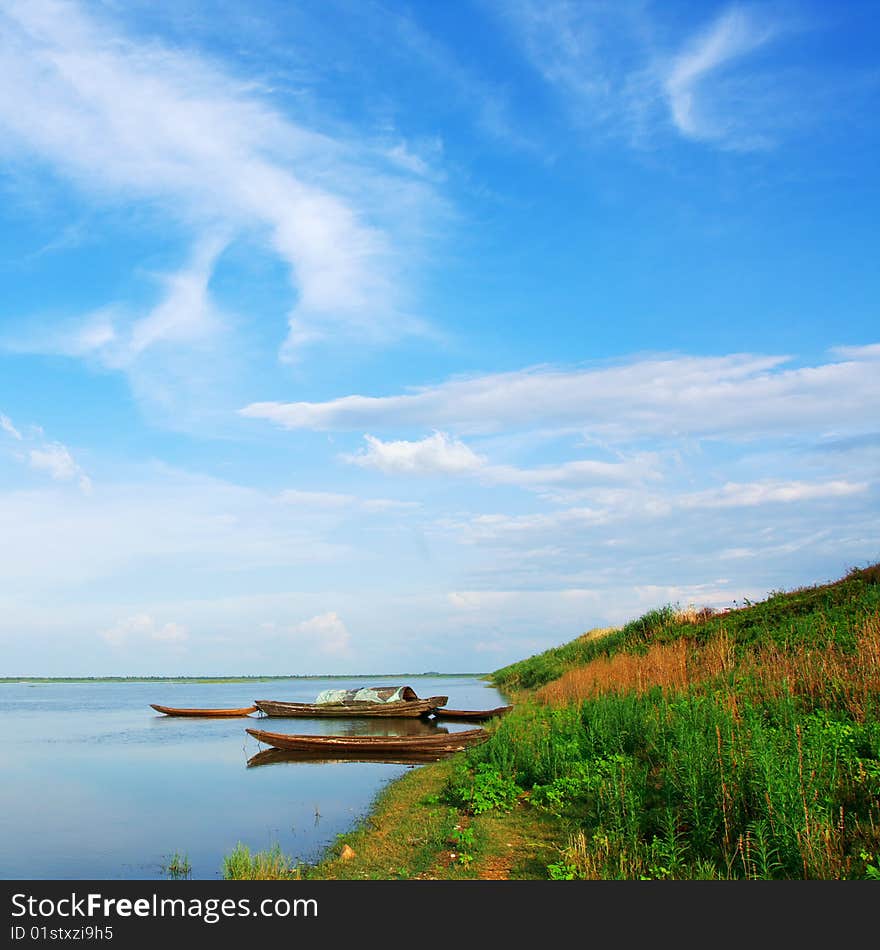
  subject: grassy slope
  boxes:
[229,564,880,880]
[492,564,880,691]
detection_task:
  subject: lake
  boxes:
[0,675,507,880]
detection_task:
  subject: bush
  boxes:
[441,762,520,815]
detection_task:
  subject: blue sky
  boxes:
[1,0,878,675]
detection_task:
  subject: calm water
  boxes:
[0,675,507,880]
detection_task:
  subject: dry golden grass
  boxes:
[673,605,717,625]
[576,625,620,642]
[736,614,880,721]
[537,613,880,718]
[536,634,731,705]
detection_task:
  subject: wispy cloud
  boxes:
[278,488,418,511]
[125,236,228,362]
[492,1,801,150]
[22,235,229,371]
[102,613,188,648]
[434,475,877,601]
[489,0,656,140]
[345,431,657,490]
[0,413,22,440]
[292,611,352,656]
[678,478,866,509]
[664,6,778,147]
[0,0,444,371]
[240,346,880,442]
[384,4,534,152]
[1,410,91,492]
[455,478,868,540]
[28,442,91,491]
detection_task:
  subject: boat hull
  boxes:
[150,704,258,717]
[246,726,488,756]
[253,696,447,718]
[432,705,513,721]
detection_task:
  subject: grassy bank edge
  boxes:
[292,751,565,881]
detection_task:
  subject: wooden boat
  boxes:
[432,705,513,721]
[150,704,258,717]
[246,726,489,756]
[253,695,448,718]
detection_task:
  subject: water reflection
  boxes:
[247,717,451,738]
[150,703,257,719]
[432,704,513,721]
[0,675,508,878]
[246,748,450,768]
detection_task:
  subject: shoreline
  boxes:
[0,673,488,684]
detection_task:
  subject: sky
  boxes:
[1,0,878,676]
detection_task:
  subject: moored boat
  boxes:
[245,726,488,756]
[432,705,513,721]
[150,704,258,717]
[253,695,448,718]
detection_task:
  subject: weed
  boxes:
[222,842,300,880]
[860,852,880,879]
[450,826,476,867]
[161,851,191,880]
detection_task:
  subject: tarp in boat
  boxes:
[314,685,419,705]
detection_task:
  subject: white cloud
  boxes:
[346,431,486,475]
[0,413,92,492]
[429,491,878,624]
[831,343,880,360]
[447,590,519,611]
[449,478,869,545]
[2,411,92,492]
[241,346,880,442]
[1,413,23,440]
[342,430,656,491]
[679,479,867,509]
[28,443,80,481]
[277,488,420,512]
[102,613,188,648]
[486,455,658,488]
[293,612,352,656]
[278,489,359,509]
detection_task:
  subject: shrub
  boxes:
[441,762,520,815]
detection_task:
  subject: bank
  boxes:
[225,563,880,881]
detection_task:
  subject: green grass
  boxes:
[222,843,302,880]
[440,563,880,879]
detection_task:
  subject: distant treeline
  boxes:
[0,672,482,684]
